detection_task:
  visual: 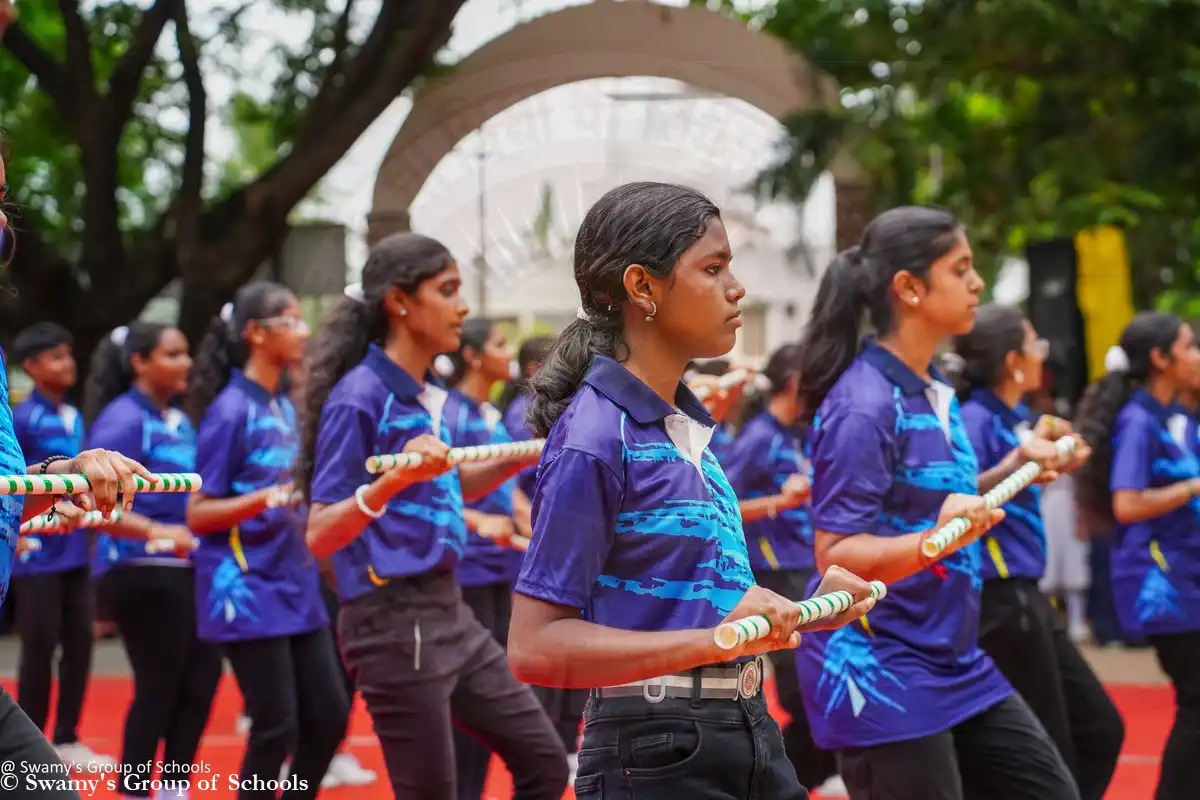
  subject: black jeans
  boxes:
[574,690,807,799]
[979,578,1124,800]
[102,565,223,798]
[754,567,838,789]
[455,582,514,800]
[0,686,82,798]
[224,629,351,799]
[13,566,93,745]
[338,570,568,800]
[837,693,1079,800]
[1148,631,1200,800]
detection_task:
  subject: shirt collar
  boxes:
[30,388,59,410]
[364,344,443,401]
[969,388,1024,429]
[583,355,715,427]
[127,387,167,417]
[230,370,276,405]
[860,340,949,396]
[1132,388,1174,426]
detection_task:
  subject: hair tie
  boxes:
[110,326,129,347]
[1105,345,1130,374]
[220,302,234,324]
[433,354,455,378]
[752,374,773,394]
[938,352,965,374]
[576,307,592,323]
[344,283,366,304]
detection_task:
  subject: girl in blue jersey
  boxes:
[296,232,568,799]
[954,305,1121,800]
[1074,312,1200,800]
[83,323,214,800]
[723,343,841,793]
[508,181,877,800]
[184,281,350,799]
[443,317,532,799]
[794,206,1080,800]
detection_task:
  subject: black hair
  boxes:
[796,206,963,420]
[11,322,73,364]
[951,304,1028,401]
[740,343,802,422]
[296,232,454,497]
[83,322,170,425]
[497,335,552,415]
[526,181,721,437]
[444,317,496,389]
[183,281,296,424]
[1074,311,1185,519]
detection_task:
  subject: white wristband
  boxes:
[354,485,386,519]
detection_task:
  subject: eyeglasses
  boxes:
[258,317,310,335]
[1029,339,1050,360]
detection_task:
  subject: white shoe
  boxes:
[816,774,849,797]
[236,714,252,735]
[152,784,188,800]
[324,752,377,788]
[55,742,118,772]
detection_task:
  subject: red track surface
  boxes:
[1,676,1170,798]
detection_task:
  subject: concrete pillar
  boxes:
[366,210,412,248]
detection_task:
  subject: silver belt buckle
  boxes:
[737,657,763,700]
[642,675,667,704]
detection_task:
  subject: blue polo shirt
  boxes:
[1110,389,1200,637]
[0,350,27,608]
[310,345,467,601]
[445,390,521,588]
[501,391,538,501]
[724,411,813,573]
[515,356,755,640]
[193,372,328,642]
[88,390,196,574]
[961,389,1045,582]
[12,390,89,575]
[795,342,1012,750]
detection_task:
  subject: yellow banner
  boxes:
[1074,226,1135,382]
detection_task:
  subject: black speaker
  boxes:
[1025,238,1089,410]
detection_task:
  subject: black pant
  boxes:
[455,582,514,800]
[574,690,807,799]
[0,686,83,798]
[338,571,568,799]
[837,693,1079,800]
[102,565,223,798]
[979,579,1124,800]
[225,629,351,799]
[754,568,838,789]
[319,577,356,703]
[1148,631,1200,800]
[13,566,93,745]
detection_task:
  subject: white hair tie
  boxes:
[576,307,592,322]
[110,326,129,346]
[1105,345,1130,374]
[752,374,773,394]
[220,302,234,323]
[433,354,455,377]
[344,283,366,304]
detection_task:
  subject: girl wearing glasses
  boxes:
[185,281,350,798]
[954,305,1122,800]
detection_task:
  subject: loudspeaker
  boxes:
[1025,238,1090,410]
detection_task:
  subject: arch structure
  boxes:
[369,0,869,249]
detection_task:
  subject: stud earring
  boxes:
[912,297,920,305]
[645,301,657,322]
[1014,369,1025,384]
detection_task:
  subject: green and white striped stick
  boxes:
[20,509,123,535]
[919,436,1078,560]
[146,537,197,555]
[714,580,888,650]
[0,472,202,496]
[365,440,545,474]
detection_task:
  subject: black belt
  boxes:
[594,657,765,703]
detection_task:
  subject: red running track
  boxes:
[2,676,1170,798]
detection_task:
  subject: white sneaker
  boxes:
[235,714,252,735]
[55,742,118,772]
[324,752,377,788]
[153,784,188,800]
[816,774,849,797]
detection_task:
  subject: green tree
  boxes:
[0,0,467,361]
[706,0,1200,306]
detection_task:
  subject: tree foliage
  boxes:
[1,0,467,362]
[704,0,1200,307]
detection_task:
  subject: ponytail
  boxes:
[83,322,168,425]
[796,248,866,421]
[527,312,624,438]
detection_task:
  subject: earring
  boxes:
[400,308,407,317]
[645,301,657,322]
[912,297,920,306]
[1014,369,1025,384]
